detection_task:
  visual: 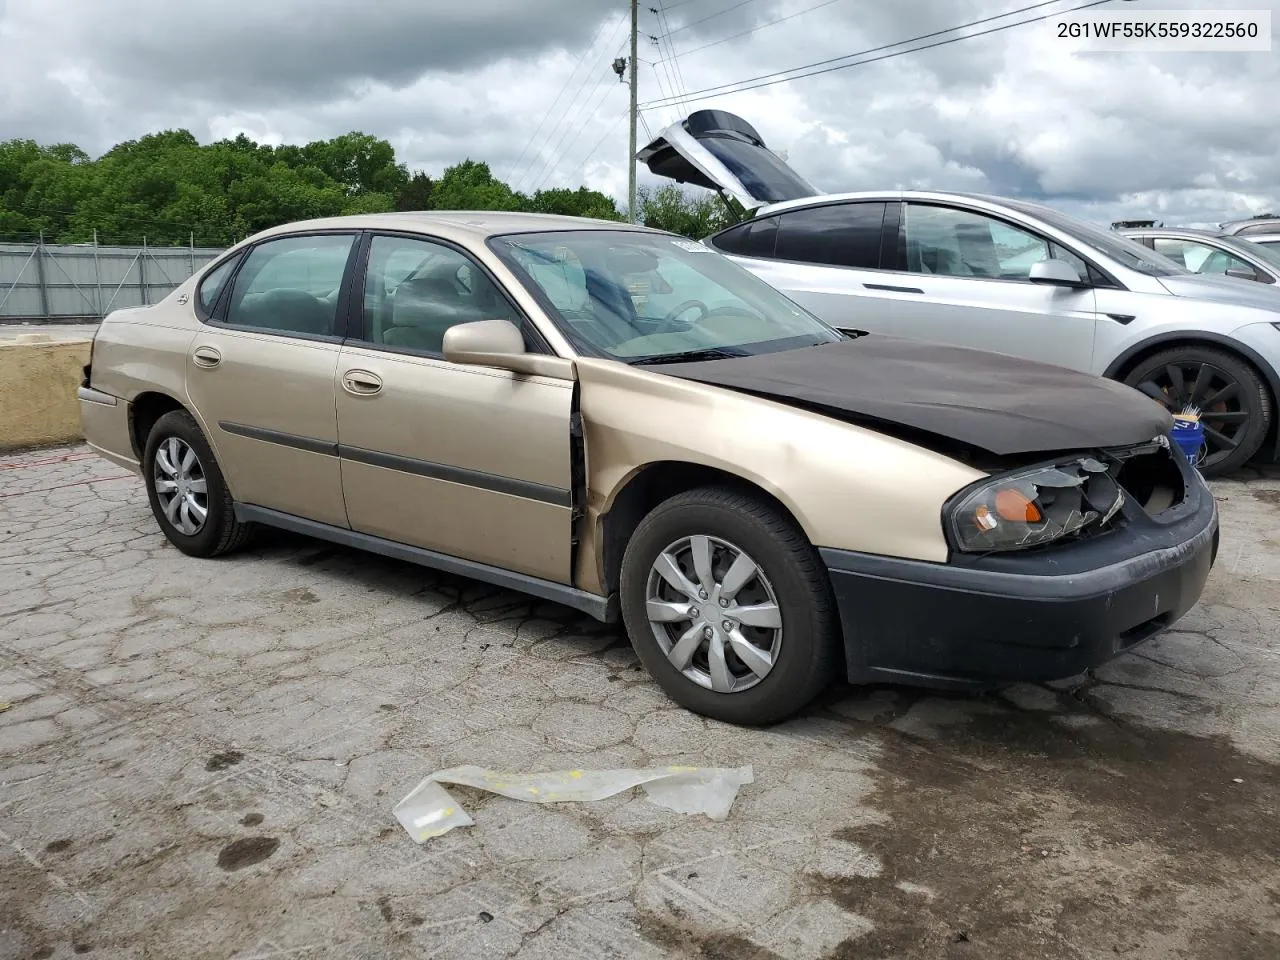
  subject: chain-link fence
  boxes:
[0,238,227,323]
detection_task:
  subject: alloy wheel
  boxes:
[1131,360,1252,470]
[645,534,783,694]
[153,436,209,536]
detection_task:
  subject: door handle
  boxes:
[192,346,222,368]
[863,283,924,294]
[342,369,383,396]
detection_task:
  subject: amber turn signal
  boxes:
[994,488,1042,523]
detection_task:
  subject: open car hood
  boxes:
[636,109,819,212]
[649,336,1173,458]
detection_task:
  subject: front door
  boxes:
[872,202,1100,372]
[186,231,360,528]
[335,232,575,584]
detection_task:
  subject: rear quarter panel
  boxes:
[83,299,199,459]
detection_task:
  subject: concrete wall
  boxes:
[0,334,92,451]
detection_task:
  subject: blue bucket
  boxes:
[1170,415,1205,467]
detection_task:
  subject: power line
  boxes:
[652,1,692,121]
[526,48,629,194]
[658,0,847,61]
[506,15,619,185]
[572,110,630,180]
[663,0,763,36]
[640,0,1114,110]
[511,16,630,190]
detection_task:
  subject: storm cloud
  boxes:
[2,0,1277,225]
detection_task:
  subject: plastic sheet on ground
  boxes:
[392,764,754,842]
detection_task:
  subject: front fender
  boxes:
[575,357,984,576]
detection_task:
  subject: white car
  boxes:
[638,110,1280,476]
[1118,226,1280,287]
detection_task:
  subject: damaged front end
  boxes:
[943,437,1189,559]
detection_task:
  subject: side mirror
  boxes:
[1225,266,1262,283]
[442,319,576,380]
[1029,258,1086,287]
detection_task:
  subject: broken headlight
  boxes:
[946,457,1124,553]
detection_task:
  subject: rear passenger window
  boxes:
[196,255,239,314]
[712,216,778,259]
[775,203,885,269]
[222,234,356,336]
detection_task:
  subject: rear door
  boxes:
[869,201,1100,371]
[186,231,360,528]
[711,200,894,332]
[334,231,576,584]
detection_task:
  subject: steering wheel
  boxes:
[661,299,709,326]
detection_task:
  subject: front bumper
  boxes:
[821,454,1220,689]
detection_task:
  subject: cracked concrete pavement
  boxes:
[2,445,1279,960]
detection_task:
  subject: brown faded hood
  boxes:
[647,335,1173,457]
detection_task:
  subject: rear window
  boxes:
[712,216,778,258]
[700,136,816,205]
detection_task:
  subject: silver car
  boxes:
[638,110,1280,476]
[1119,226,1280,287]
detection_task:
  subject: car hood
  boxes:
[1156,272,1280,310]
[636,109,819,212]
[648,336,1172,458]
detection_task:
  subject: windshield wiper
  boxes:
[629,348,745,366]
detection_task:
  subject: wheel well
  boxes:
[599,461,806,597]
[1108,337,1279,454]
[129,392,185,459]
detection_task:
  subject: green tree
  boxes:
[526,186,623,221]
[395,171,436,211]
[635,184,734,239]
[0,130,631,246]
[432,159,523,211]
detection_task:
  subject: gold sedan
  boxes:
[78,212,1218,725]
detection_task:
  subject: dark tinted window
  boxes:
[775,203,886,269]
[700,136,815,204]
[223,234,356,336]
[712,216,778,258]
[196,255,239,314]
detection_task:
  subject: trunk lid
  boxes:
[636,109,819,212]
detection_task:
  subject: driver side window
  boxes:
[360,234,523,356]
[903,204,1090,282]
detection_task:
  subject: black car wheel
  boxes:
[143,409,256,557]
[1122,346,1272,476]
[619,486,840,726]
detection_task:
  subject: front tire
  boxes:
[142,409,255,557]
[619,486,840,726]
[1122,346,1272,476]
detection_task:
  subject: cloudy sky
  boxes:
[1,0,1277,226]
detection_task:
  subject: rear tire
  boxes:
[1121,345,1272,476]
[142,409,255,557]
[619,486,840,726]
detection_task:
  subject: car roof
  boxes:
[245,211,662,244]
[754,188,1072,218]
[1121,226,1227,239]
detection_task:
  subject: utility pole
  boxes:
[628,0,639,223]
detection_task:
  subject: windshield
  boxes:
[489,229,842,363]
[997,198,1190,277]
